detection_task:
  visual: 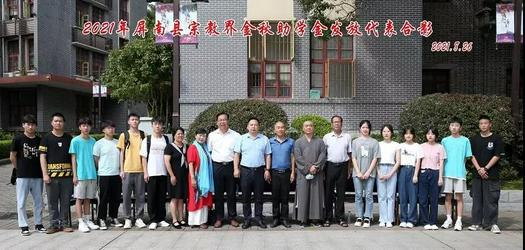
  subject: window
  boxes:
[76,0,89,27]
[7,89,36,127]
[248,22,293,98]
[92,6,104,23]
[22,0,36,18]
[120,0,129,21]
[7,40,19,72]
[25,37,35,70]
[7,0,18,19]
[92,52,106,79]
[76,48,90,77]
[422,69,450,95]
[310,36,355,98]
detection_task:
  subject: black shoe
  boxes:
[21,227,30,236]
[255,220,267,229]
[270,219,280,228]
[35,224,47,233]
[299,221,310,227]
[242,221,251,229]
[323,220,331,227]
[282,220,291,228]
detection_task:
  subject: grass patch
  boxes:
[502,179,523,190]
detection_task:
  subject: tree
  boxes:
[298,0,359,40]
[101,16,173,121]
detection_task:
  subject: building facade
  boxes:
[0,0,146,132]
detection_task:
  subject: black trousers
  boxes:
[98,175,122,220]
[241,166,265,222]
[271,169,291,220]
[471,178,500,227]
[147,176,167,223]
[324,161,348,221]
[213,161,237,221]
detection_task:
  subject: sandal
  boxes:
[180,220,187,227]
[172,221,181,229]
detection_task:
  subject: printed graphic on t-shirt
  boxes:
[401,149,416,165]
[361,145,369,157]
[487,142,494,150]
[23,143,39,159]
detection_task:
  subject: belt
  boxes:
[401,165,415,168]
[327,161,348,167]
[271,169,290,174]
[213,161,233,166]
[241,165,264,171]
[421,168,438,172]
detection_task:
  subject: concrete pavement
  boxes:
[0,163,523,249]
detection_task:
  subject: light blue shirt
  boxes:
[234,133,272,168]
[93,138,120,176]
[442,135,472,180]
[69,135,97,180]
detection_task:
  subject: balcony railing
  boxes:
[72,26,113,52]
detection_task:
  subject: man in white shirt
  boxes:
[207,112,241,228]
[140,117,170,230]
[322,115,352,227]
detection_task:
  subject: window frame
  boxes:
[310,36,356,98]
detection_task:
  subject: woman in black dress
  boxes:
[164,127,188,228]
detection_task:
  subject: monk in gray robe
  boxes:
[294,121,327,226]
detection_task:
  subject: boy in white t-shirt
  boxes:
[140,117,170,230]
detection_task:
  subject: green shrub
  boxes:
[0,140,11,159]
[399,94,516,144]
[187,99,288,141]
[370,132,401,142]
[0,130,15,141]
[400,93,520,183]
[291,115,331,139]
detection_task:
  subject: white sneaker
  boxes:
[362,219,371,228]
[78,220,90,233]
[431,225,439,230]
[159,221,170,227]
[378,222,386,227]
[86,220,100,230]
[441,218,453,229]
[354,218,363,227]
[386,222,393,228]
[135,218,146,228]
[424,224,432,230]
[99,220,108,230]
[406,222,414,228]
[399,222,407,228]
[490,225,501,234]
[123,219,132,229]
[454,220,462,231]
[468,225,482,231]
[148,222,157,230]
[112,218,123,227]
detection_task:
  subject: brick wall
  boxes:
[178,0,423,131]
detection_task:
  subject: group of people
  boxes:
[10,111,504,236]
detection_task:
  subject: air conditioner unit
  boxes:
[4,72,15,77]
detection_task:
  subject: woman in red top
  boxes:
[187,128,214,229]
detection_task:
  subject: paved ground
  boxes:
[0,163,523,249]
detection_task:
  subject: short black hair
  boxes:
[172,127,185,138]
[402,126,416,138]
[78,117,92,126]
[248,117,260,125]
[216,112,229,121]
[478,114,491,121]
[51,112,65,122]
[381,124,394,134]
[359,120,372,131]
[450,116,463,126]
[425,127,439,140]
[128,113,140,120]
[331,115,343,123]
[151,116,165,125]
[196,128,207,135]
[22,114,37,125]
[101,120,116,130]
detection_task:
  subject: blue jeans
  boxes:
[418,169,440,225]
[377,164,397,223]
[353,176,375,219]
[16,178,44,227]
[398,165,418,224]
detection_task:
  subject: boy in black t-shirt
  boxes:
[468,115,505,234]
[10,115,46,236]
[39,113,74,234]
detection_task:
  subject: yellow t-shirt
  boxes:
[117,131,144,173]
